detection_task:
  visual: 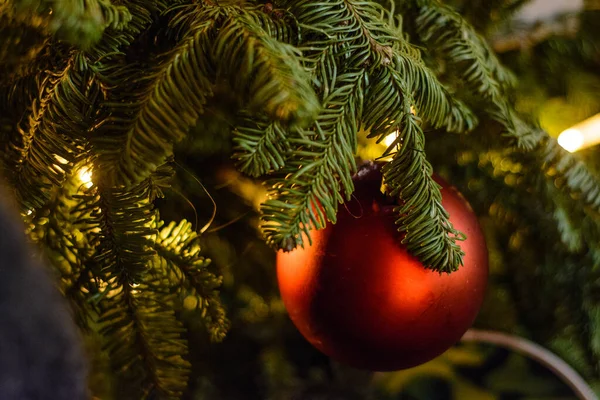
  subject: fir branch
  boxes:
[90,180,156,282]
[4,0,132,49]
[362,65,404,140]
[359,7,476,137]
[0,45,66,155]
[341,0,396,66]
[260,0,399,250]
[228,2,328,179]
[411,0,600,214]
[99,277,190,399]
[0,48,58,102]
[411,1,543,149]
[86,179,190,398]
[248,4,301,45]
[361,40,470,272]
[383,100,465,273]
[233,115,290,177]
[27,180,99,330]
[413,0,516,96]
[394,50,478,134]
[538,139,600,210]
[260,0,471,275]
[213,7,320,127]
[227,1,331,179]
[93,3,309,187]
[83,0,170,61]
[154,220,229,342]
[261,71,364,250]
[93,17,215,187]
[363,52,476,144]
[283,0,395,70]
[5,54,99,210]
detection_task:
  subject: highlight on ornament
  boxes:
[557,113,600,152]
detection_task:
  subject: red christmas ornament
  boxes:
[277,162,489,371]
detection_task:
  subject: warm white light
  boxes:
[26,209,33,215]
[384,131,399,147]
[557,114,600,153]
[558,129,585,152]
[77,167,93,188]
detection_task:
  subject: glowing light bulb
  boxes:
[557,114,600,153]
[558,129,585,152]
[384,131,399,147]
[77,167,93,188]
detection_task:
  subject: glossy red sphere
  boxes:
[277,164,489,371]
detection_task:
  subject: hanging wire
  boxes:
[462,329,599,400]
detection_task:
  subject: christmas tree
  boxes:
[1,0,599,398]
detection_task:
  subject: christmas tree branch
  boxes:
[229,2,332,178]
[99,276,190,398]
[249,4,300,45]
[212,6,320,127]
[537,139,600,210]
[363,52,476,144]
[362,8,477,137]
[261,71,364,250]
[26,179,98,330]
[154,220,229,342]
[283,0,395,67]
[5,55,99,210]
[93,16,215,187]
[394,51,478,134]
[259,0,387,250]
[228,4,303,177]
[384,102,465,273]
[359,36,469,272]
[413,0,517,97]
[259,0,473,273]
[233,115,290,177]
[94,3,320,188]
[411,0,600,214]
[86,178,190,398]
[3,0,131,49]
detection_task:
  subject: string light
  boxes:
[384,131,399,147]
[557,113,600,153]
[77,167,94,189]
[383,107,414,148]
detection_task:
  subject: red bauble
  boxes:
[277,163,489,371]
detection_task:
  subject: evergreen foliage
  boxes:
[1,0,599,397]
